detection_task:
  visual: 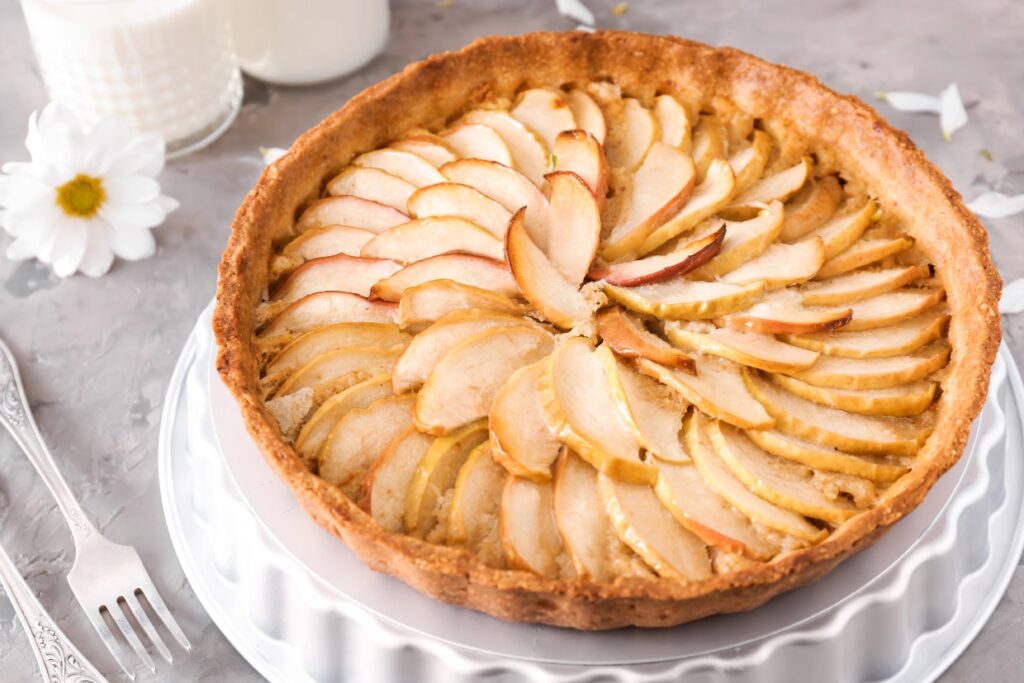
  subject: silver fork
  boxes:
[0,337,190,679]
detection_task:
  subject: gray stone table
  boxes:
[1,0,1022,680]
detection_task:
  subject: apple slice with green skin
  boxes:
[319,394,415,494]
[407,183,512,238]
[446,442,508,567]
[590,224,724,287]
[727,157,811,210]
[605,97,658,171]
[814,236,914,279]
[266,322,408,378]
[296,195,409,233]
[259,292,398,342]
[463,110,549,185]
[779,175,843,242]
[539,337,656,484]
[684,412,825,542]
[742,370,930,456]
[799,199,877,259]
[369,252,519,302]
[728,130,772,195]
[600,142,697,261]
[397,280,529,332]
[708,421,861,524]
[440,124,514,167]
[690,116,727,182]
[500,475,569,578]
[280,226,376,266]
[595,307,696,373]
[842,288,946,331]
[654,458,780,560]
[744,429,910,483]
[696,201,784,277]
[359,426,434,532]
[784,341,949,390]
[770,374,938,417]
[391,309,534,394]
[490,361,563,481]
[723,289,852,335]
[782,308,949,359]
[295,374,394,467]
[544,172,601,286]
[270,253,402,304]
[274,345,401,399]
[722,238,826,290]
[353,148,447,187]
[552,130,608,209]
[801,264,932,306]
[653,94,692,152]
[404,420,489,539]
[510,89,577,151]
[415,325,554,435]
[325,166,416,212]
[637,355,773,430]
[664,322,820,373]
[389,135,458,167]
[598,473,712,580]
[505,208,591,329]
[604,279,765,320]
[564,89,607,143]
[360,216,503,263]
[638,158,737,255]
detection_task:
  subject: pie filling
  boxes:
[254,82,949,581]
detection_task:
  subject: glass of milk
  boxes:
[19,0,244,158]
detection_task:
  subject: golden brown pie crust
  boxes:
[213,31,1001,629]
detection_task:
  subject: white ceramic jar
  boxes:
[19,0,243,157]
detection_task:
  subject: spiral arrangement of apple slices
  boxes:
[255,83,948,580]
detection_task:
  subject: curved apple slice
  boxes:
[653,94,692,151]
[654,459,780,560]
[319,394,415,494]
[544,172,601,286]
[600,142,697,261]
[605,97,658,171]
[295,374,394,465]
[447,442,508,566]
[664,323,819,373]
[637,355,773,430]
[270,253,402,303]
[360,426,434,532]
[590,225,724,287]
[397,280,529,332]
[728,157,811,209]
[325,166,416,212]
[815,236,914,280]
[728,130,772,195]
[274,345,401,399]
[595,307,695,372]
[296,195,409,233]
[801,264,931,306]
[564,88,607,143]
[722,238,826,289]
[280,226,376,269]
[598,473,711,580]
[490,361,563,481]
[690,116,727,182]
[552,130,608,208]
[743,370,929,456]
[440,124,514,167]
[723,289,852,335]
[799,199,877,259]
[415,325,554,435]
[500,476,568,578]
[353,148,446,187]
[708,421,860,524]
[779,175,843,242]
[407,182,512,238]
[683,413,825,542]
[540,337,655,483]
[638,158,736,255]
[360,216,503,263]
[697,200,784,277]
[259,292,398,340]
[392,309,532,394]
[389,135,458,167]
[369,252,519,302]
[505,208,590,329]
[745,429,910,483]
[784,341,949,390]
[404,420,489,539]
[510,89,577,150]
[770,374,938,417]
[604,279,764,320]
[843,288,946,331]
[266,322,407,378]
[463,110,548,185]
[782,308,949,359]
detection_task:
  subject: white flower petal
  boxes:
[34,213,76,265]
[78,220,115,277]
[939,83,968,140]
[51,223,88,277]
[876,91,942,113]
[6,233,41,261]
[107,133,166,178]
[1,199,53,236]
[260,147,287,165]
[107,224,156,261]
[0,161,56,184]
[555,0,595,25]
[100,200,166,230]
[0,173,52,209]
[156,194,180,215]
[103,176,161,205]
[999,278,1024,315]
[34,102,87,173]
[80,117,135,176]
[967,191,1024,219]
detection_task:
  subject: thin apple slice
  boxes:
[655,459,780,560]
[801,264,931,306]
[782,308,949,359]
[770,374,938,417]
[407,183,513,238]
[728,130,772,195]
[799,199,877,259]
[369,252,519,302]
[595,307,696,372]
[296,195,409,233]
[353,148,446,187]
[638,158,737,255]
[552,130,608,208]
[544,172,601,285]
[723,289,852,335]
[690,116,727,182]
[598,473,711,580]
[637,355,773,429]
[266,322,407,378]
[510,88,577,150]
[843,288,946,331]
[708,421,860,524]
[743,370,930,456]
[295,374,394,466]
[416,325,554,435]
[325,166,416,212]
[815,235,915,280]
[745,429,910,483]
[463,110,548,185]
[360,216,503,263]
[697,201,784,277]
[664,322,819,373]
[280,226,376,265]
[590,226,724,287]
[404,420,489,539]
[319,394,415,494]
[722,238,826,289]
[599,346,689,463]
[653,94,692,151]
[684,413,826,542]
[490,361,563,481]
[540,337,655,483]
[360,426,434,532]
[779,175,843,242]
[500,476,568,578]
[389,135,458,167]
[605,97,658,171]
[447,442,508,567]
[397,280,529,332]
[505,208,590,329]
[784,341,949,390]
[259,292,398,340]
[274,345,401,399]
[600,142,697,261]
[270,254,402,303]
[604,279,765,320]
[728,157,811,209]
[392,309,532,394]
[564,88,607,143]
[440,123,515,166]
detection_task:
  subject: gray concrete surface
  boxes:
[0,0,1022,680]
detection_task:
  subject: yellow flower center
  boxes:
[55,174,105,218]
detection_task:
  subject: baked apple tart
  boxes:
[214,31,1001,629]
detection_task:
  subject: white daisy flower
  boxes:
[0,102,178,278]
[876,82,968,140]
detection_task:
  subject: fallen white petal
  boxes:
[876,91,942,113]
[939,83,968,140]
[556,0,595,25]
[260,147,287,165]
[999,278,1024,314]
[967,191,1024,219]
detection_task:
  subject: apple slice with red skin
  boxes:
[259,292,398,340]
[544,171,601,286]
[563,88,607,143]
[369,252,519,302]
[723,290,853,335]
[589,224,725,287]
[296,195,409,233]
[595,307,696,374]
[270,253,402,303]
[552,130,608,210]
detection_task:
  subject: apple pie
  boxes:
[214,32,1001,629]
